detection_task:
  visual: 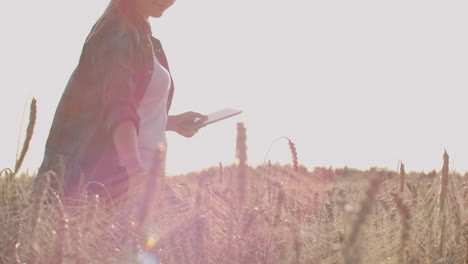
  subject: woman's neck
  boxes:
[124,4,152,34]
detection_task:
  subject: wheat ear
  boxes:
[263,136,299,172]
[439,150,449,212]
[15,98,36,173]
[236,122,248,207]
[438,150,449,257]
[399,162,405,193]
[219,161,224,184]
[286,137,299,172]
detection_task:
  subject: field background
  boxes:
[1,123,467,264]
[1,1,467,263]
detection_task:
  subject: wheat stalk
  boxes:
[439,150,449,212]
[5,185,22,263]
[219,161,224,184]
[14,242,22,264]
[391,192,410,263]
[83,194,100,237]
[438,150,449,257]
[241,207,258,236]
[49,154,66,196]
[14,98,37,174]
[287,222,302,264]
[274,187,285,227]
[0,168,13,178]
[30,171,52,236]
[14,98,29,174]
[136,145,165,235]
[399,162,405,193]
[194,173,204,208]
[286,138,299,173]
[52,193,68,264]
[343,174,382,264]
[236,122,248,207]
[27,171,52,262]
[263,136,299,173]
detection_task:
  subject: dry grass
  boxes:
[1,123,467,263]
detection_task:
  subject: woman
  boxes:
[38,0,206,205]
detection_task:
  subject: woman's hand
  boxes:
[167,111,208,138]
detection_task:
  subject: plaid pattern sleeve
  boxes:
[37,8,176,198]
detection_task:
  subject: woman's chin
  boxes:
[150,11,165,18]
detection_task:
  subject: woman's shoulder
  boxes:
[82,25,142,66]
[86,12,147,50]
[89,23,138,49]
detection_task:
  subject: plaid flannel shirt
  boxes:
[38,12,175,197]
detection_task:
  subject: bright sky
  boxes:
[1,0,468,175]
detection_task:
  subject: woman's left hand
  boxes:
[167,111,208,138]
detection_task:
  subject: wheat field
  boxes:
[0,101,467,263]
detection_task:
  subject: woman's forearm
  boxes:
[112,120,142,171]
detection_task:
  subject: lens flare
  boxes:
[136,251,159,264]
[146,237,157,249]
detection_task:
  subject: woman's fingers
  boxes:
[192,112,208,124]
[178,125,200,138]
[173,111,207,137]
[185,112,206,120]
[193,112,207,119]
[180,111,207,125]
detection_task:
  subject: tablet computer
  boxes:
[194,108,242,128]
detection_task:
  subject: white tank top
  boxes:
[136,55,171,169]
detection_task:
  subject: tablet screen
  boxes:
[194,108,242,128]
